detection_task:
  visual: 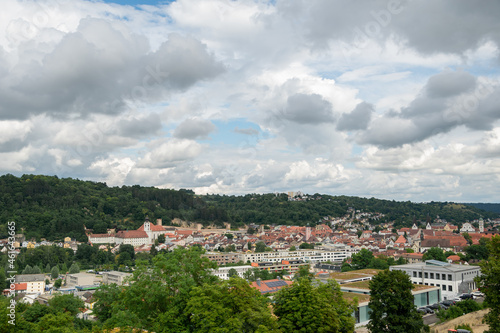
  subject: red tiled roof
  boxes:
[14,283,27,291]
[115,230,148,239]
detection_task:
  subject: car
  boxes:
[459,293,474,300]
[427,303,448,310]
[418,307,434,314]
[453,297,463,302]
[472,291,484,297]
[441,299,456,307]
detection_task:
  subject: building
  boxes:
[239,248,357,264]
[202,252,241,266]
[102,271,132,286]
[211,265,253,280]
[66,273,96,287]
[15,274,45,294]
[390,260,481,300]
[251,278,293,295]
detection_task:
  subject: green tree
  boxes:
[54,279,62,289]
[294,264,313,281]
[22,264,33,274]
[186,277,279,332]
[45,263,51,273]
[93,284,123,322]
[367,269,423,333]
[255,241,267,253]
[48,294,85,317]
[274,279,355,333]
[157,234,166,244]
[463,232,473,245]
[351,249,374,270]
[51,266,60,279]
[422,247,447,262]
[60,263,68,274]
[228,268,238,278]
[289,245,296,251]
[299,242,315,249]
[68,263,80,274]
[475,235,500,333]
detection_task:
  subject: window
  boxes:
[448,274,452,281]
[425,272,429,278]
[419,272,422,278]
[442,285,446,290]
[413,271,417,277]
[448,285,452,291]
[430,273,434,279]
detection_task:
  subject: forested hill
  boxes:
[464,203,500,214]
[0,174,497,241]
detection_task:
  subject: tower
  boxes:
[479,218,484,233]
[144,216,151,232]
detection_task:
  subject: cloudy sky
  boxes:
[1,0,500,202]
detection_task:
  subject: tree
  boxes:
[367,270,423,333]
[44,263,51,273]
[475,235,500,333]
[186,277,279,332]
[294,265,313,281]
[224,233,234,240]
[22,264,33,274]
[422,247,446,262]
[255,241,267,253]
[93,222,108,234]
[49,294,85,317]
[351,249,374,270]
[68,263,80,274]
[299,242,315,249]
[274,278,355,333]
[157,234,165,244]
[51,266,60,279]
[463,232,473,246]
[289,245,296,251]
[54,278,62,289]
[228,268,238,278]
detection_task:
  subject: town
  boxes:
[2,201,499,331]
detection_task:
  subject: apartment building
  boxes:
[15,274,45,294]
[240,248,357,264]
[390,260,481,300]
[102,271,132,286]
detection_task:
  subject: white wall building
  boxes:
[390,260,481,300]
[15,274,46,294]
[211,266,253,280]
[240,247,357,264]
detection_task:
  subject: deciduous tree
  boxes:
[475,235,500,333]
[367,270,423,333]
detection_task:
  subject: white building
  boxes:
[15,274,46,294]
[67,273,96,287]
[390,260,481,300]
[460,222,476,233]
[239,247,357,264]
[102,271,132,285]
[211,266,253,280]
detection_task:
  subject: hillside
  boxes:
[0,174,497,241]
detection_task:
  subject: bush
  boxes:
[436,299,482,322]
[455,323,473,332]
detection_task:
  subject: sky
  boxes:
[1,0,500,202]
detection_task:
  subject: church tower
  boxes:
[479,218,484,233]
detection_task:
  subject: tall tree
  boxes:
[254,241,267,253]
[475,235,500,333]
[367,270,423,333]
[422,247,447,262]
[68,263,80,274]
[351,249,374,270]
[51,266,60,279]
[186,277,279,332]
[274,279,355,333]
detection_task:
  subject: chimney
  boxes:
[256,278,261,286]
[157,219,162,226]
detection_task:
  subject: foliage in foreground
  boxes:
[476,235,500,333]
[436,299,482,322]
[367,269,424,333]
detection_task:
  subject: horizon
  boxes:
[1,1,500,202]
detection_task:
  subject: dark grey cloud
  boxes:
[283,0,500,55]
[173,118,216,140]
[359,70,499,147]
[233,127,259,135]
[337,102,373,131]
[117,113,162,138]
[0,18,223,120]
[425,70,476,98]
[281,93,335,124]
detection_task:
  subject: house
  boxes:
[15,274,46,294]
[102,271,132,286]
[250,278,293,295]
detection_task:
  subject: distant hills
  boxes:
[464,203,500,214]
[0,174,498,241]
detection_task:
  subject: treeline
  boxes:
[0,174,497,241]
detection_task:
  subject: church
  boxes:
[87,217,166,247]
